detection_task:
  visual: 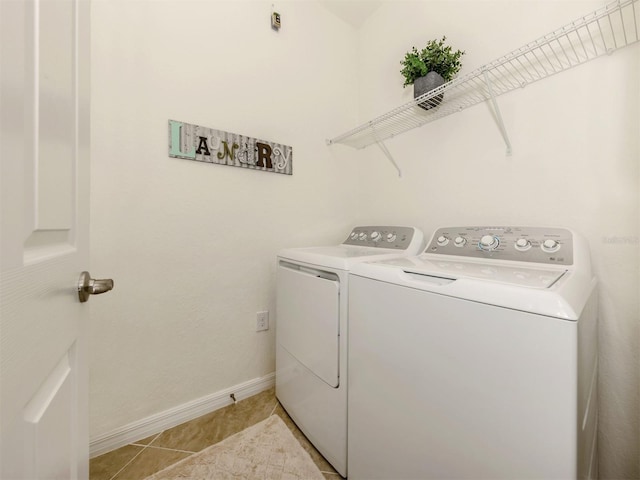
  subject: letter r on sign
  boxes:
[256,142,273,169]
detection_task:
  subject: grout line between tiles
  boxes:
[107,431,164,480]
[268,400,280,417]
[106,446,146,480]
[133,444,197,455]
[145,431,164,446]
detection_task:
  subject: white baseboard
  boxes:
[89,372,275,458]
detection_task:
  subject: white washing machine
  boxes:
[348,226,598,479]
[276,226,425,477]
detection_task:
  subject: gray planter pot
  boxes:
[414,71,445,110]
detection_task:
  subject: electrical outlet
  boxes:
[256,311,269,331]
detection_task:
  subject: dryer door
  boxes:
[277,262,340,387]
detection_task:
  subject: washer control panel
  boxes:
[425,226,573,265]
[343,226,418,250]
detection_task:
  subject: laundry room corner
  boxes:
[88,0,361,448]
[85,0,639,477]
[351,2,639,479]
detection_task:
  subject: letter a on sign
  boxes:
[195,136,211,156]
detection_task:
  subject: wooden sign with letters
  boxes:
[168,120,292,175]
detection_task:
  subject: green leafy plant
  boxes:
[400,36,465,87]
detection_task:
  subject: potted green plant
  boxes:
[400,36,465,110]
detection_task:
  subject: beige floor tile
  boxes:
[149,387,277,453]
[89,387,346,480]
[112,447,191,480]
[89,445,144,480]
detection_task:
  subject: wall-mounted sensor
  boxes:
[271,11,281,30]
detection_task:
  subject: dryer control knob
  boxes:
[386,233,397,242]
[437,235,450,246]
[479,235,499,251]
[350,232,358,240]
[541,239,560,252]
[370,231,381,242]
[515,238,531,251]
[358,232,367,241]
[454,236,466,247]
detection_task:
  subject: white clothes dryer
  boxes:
[276,226,425,477]
[348,226,598,480]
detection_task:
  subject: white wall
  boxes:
[89,0,359,437]
[354,2,639,479]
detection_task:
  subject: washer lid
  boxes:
[278,245,414,271]
[350,255,596,320]
[384,256,567,289]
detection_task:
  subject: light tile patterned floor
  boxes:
[89,387,343,480]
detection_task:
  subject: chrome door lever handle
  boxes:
[78,271,114,303]
[89,278,114,294]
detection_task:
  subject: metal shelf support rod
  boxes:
[375,140,402,177]
[483,69,513,156]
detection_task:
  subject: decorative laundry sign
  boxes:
[168,120,292,175]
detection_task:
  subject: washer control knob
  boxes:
[386,233,397,242]
[515,238,531,251]
[370,231,381,242]
[437,235,450,246]
[358,232,367,241]
[479,235,499,251]
[350,232,358,240]
[454,236,466,247]
[541,239,560,252]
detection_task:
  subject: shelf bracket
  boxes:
[375,139,402,177]
[483,69,512,156]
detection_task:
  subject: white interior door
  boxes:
[1,0,92,478]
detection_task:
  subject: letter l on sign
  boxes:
[168,120,195,159]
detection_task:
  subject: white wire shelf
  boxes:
[327,0,639,151]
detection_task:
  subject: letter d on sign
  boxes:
[168,120,195,159]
